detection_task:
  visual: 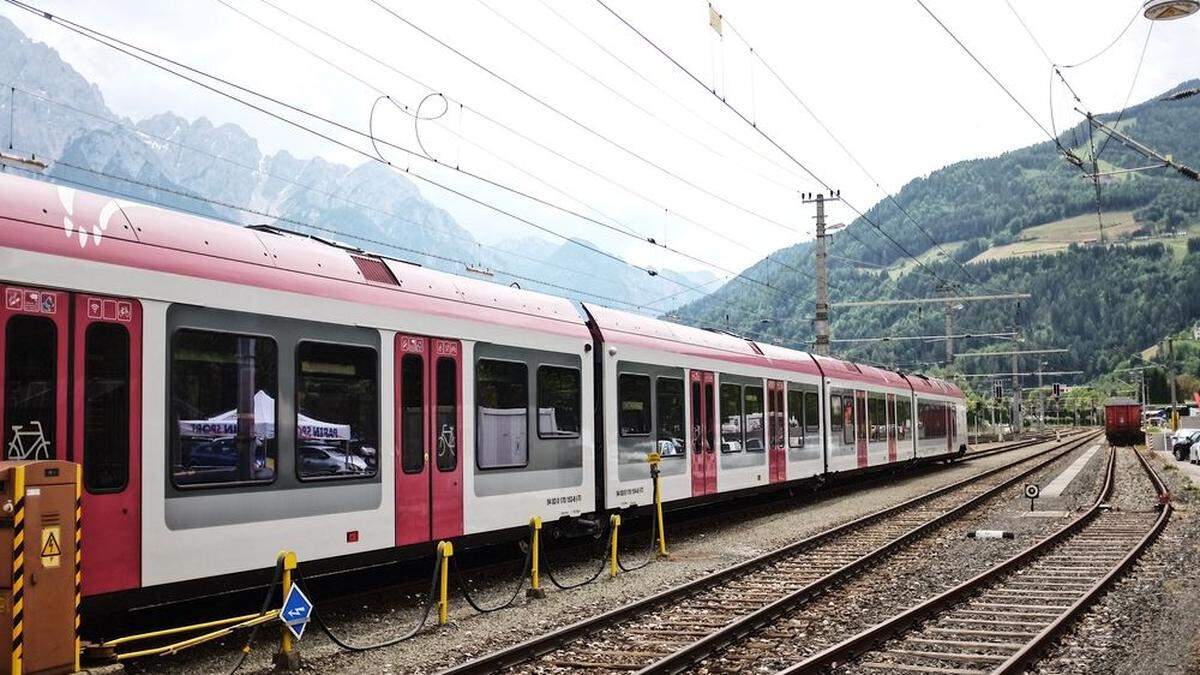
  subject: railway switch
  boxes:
[0,461,81,675]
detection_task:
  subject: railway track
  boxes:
[785,444,1169,675]
[441,431,1101,675]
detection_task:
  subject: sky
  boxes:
[3,0,1199,283]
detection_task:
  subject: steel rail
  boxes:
[636,431,1099,674]
[781,443,1168,675]
[440,431,1100,675]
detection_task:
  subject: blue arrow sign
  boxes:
[279,584,314,641]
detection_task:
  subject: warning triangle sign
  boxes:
[41,531,61,558]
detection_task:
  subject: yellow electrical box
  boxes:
[0,461,80,675]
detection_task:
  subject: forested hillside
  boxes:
[673,81,1200,379]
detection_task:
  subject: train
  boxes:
[1103,397,1143,446]
[0,172,967,611]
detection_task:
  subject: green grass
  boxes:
[969,211,1138,263]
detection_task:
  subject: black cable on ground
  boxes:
[227,556,286,675]
[304,554,441,652]
[452,535,532,613]
[542,521,612,590]
[617,503,660,573]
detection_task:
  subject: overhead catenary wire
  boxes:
[531,0,810,187]
[225,0,824,289]
[715,10,988,292]
[0,79,684,308]
[3,0,793,302]
[364,0,803,237]
[471,0,806,196]
[913,0,1083,163]
[6,156,685,315]
[591,0,970,301]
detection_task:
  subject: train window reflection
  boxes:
[720,383,742,453]
[171,329,277,487]
[297,341,378,480]
[896,398,912,440]
[537,366,581,439]
[787,389,803,448]
[743,385,765,452]
[618,374,651,437]
[868,394,887,442]
[655,377,685,457]
[477,359,528,469]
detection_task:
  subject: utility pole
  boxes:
[1037,360,1045,432]
[804,192,840,356]
[1167,338,1179,431]
[1011,313,1022,435]
[945,299,955,367]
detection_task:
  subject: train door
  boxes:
[855,391,868,468]
[395,335,464,546]
[886,394,897,462]
[766,380,785,482]
[689,370,717,496]
[73,294,142,595]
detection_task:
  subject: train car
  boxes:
[1104,397,1143,446]
[905,373,968,459]
[0,172,969,613]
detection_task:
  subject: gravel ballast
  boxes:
[120,438,1088,674]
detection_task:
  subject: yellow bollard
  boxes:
[526,517,545,598]
[437,541,453,626]
[273,550,300,671]
[648,452,669,559]
[609,514,621,578]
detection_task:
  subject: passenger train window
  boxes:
[743,386,765,452]
[436,358,457,472]
[829,394,843,439]
[537,366,581,439]
[868,394,886,442]
[804,391,820,436]
[617,374,651,437]
[691,381,703,451]
[720,383,742,453]
[895,398,912,440]
[476,359,528,469]
[656,377,685,457]
[297,341,379,480]
[83,323,130,493]
[787,390,803,448]
[843,398,855,445]
[171,329,277,487]
[399,353,425,475]
[917,401,946,440]
[4,316,56,461]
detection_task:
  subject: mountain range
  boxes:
[0,16,715,311]
[674,78,1200,385]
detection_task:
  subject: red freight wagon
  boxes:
[1104,397,1143,446]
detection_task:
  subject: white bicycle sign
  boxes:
[7,421,51,460]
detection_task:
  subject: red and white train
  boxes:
[0,173,966,610]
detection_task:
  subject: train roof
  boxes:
[1104,396,1140,406]
[583,303,780,369]
[904,372,964,398]
[0,172,588,338]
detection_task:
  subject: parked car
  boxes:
[299,444,368,476]
[1172,430,1200,460]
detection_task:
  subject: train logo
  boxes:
[56,185,129,249]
